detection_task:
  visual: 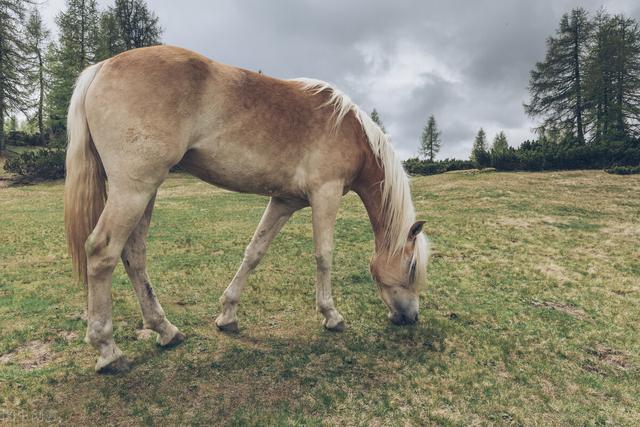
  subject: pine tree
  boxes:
[0,0,31,151]
[419,115,441,161]
[24,7,50,145]
[113,0,161,50]
[470,128,490,166]
[47,0,100,144]
[370,108,386,132]
[526,8,591,144]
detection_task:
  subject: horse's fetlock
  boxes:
[86,319,112,346]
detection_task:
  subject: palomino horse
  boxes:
[65,46,429,373]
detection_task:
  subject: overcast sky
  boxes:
[40,0,640,159]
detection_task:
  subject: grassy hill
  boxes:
[0,171,638,425]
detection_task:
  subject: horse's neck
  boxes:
[353,156,387,252]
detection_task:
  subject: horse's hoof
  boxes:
[217,320,239,334]
[95,355,130,374]
[158,330,186,348]
[324,320,346,332]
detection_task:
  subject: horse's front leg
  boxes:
[216,197,301,332]
[310,182,345,332]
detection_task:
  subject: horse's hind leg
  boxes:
[85,183,160,373]
[215,197,302,332]
[121,193,185,347]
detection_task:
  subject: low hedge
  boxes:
[4,149,66,180]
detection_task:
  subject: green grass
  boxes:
[1,171,639,425]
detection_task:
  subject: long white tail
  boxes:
[64,62,107,285]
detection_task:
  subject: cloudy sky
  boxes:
[40,0,640,159]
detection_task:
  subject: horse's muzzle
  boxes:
[389,311,419,326]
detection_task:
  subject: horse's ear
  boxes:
[408,221,426,240]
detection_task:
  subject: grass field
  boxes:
[0,171,639,425]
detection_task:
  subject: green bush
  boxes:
[5,131,48,147]
[605,165,640,175]
[404,158,477,175]
[4,149,66,180]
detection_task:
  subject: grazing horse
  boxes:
[64,46,429,373]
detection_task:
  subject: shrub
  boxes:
[4,149,66,180]
[5,131,48,147]
[404,158,477,175]
[605,165,640,175]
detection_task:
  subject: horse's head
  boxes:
[370,221,428,325]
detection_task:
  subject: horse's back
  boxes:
[85,45,366,197]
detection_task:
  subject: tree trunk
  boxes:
[616,20,626,138]
[37,50,45,145]
[0,98,5,153]
[0,33,4,153]
[80,0,86,69]
[573,23,585,144]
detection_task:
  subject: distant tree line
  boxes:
[0,0,162,153]
[404,7,640,176]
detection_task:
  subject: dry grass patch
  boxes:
[531,299,589,320]
[0,340,57,371]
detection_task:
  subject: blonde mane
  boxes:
[291,78,429,286]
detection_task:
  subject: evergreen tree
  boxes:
[492,131,509,153]
[584,11,640,141]
[605,15,640,138]
[0,0,31,151]
[419,114,441,161]
[47,0,100,144]
[24,7,50,144]
[370,108,386,132]
[526,8,591,144]
[470,128,490,166]
[113,0,161,50]
[96,9,124,61]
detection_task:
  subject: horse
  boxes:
[64,45,429,373]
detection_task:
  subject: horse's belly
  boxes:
[178,146,306,199]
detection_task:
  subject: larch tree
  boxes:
[24,7,50,144]
[0,0,31,151]
[492,131,509,154]
[470,128,490,166]
[113,0,162,50]
[48,0,100,144]
[419,114,441,161]
[96,8,123,61]
[525,8,591,144]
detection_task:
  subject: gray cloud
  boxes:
[41,0,640,159]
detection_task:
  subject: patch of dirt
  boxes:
[586,345,629,370]
[601,222,640,239]
[59,331,79,341]
[531,300,589,320]
[536,262,578,284]
[0,340,57,371]
[495,216,533,229]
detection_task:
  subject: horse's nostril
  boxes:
[389,312,418,326]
